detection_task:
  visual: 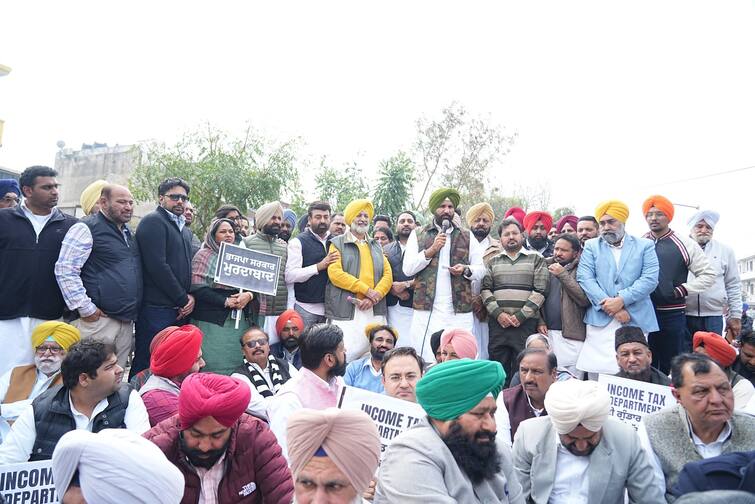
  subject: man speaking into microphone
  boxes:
[402,188,485,361]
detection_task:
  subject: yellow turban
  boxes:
[364,323,399,341]
[31,321,81,351]
[80,180,108,215]
[595,200,629,223]
[343,199,374,225]
[465,202,494,226]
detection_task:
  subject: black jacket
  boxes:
[0,206,78,320]
[191,286,256,327]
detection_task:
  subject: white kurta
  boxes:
[576,319,622,375]
[469,235,491,360]
[548,329,583,376]
[387,304,414,348]
[332,306,386,363]
[0,317,48,377]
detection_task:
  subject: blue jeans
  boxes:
[686,315,724,351]
[648,310,689,375]
[131,305,188,379]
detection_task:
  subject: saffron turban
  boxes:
[150,324,203,378]
[343,199,374,225]
[31,321,80,351]
[465,202,494,226]
[0,178,21,197]
[256,201,284,229]
[80,179,108,215]
[595,200,629,223]
[504,207,526,226]
[52,429,184,504]
[178,373,251,430]
[428,188,460,212]
[555,215,578,233]
[523,211,553,233]
[287,408,380,495]
[440,328,477,360]
[544,379,610,435]
[642,194,675,222]
[364,323,399,341]
[693,331,736,368]
[283,208,297,228]
[688,210,720,229]
[416,359,505,421]
[276,309,305,335]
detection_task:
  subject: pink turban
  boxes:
[178,373,250,430]
[287,408,380,494]
[504,207,526,226]
[523,211,553,233]
[440,328,478,360]
[555,215,578,233]
[150,324,203,378]
[276,309,305,335]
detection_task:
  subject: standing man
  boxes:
[78,179,108,216]
[576,215,599,247]
[329,212,346,237]
[0,166,77,376]
[385,210,417,346]
[244,201,289,345]
[685,210,742,341]
[344,324,397,393]
[0,178,21,208]
[183,201,202,257]
[642,195,715,372]
[481,217,548,382]
[133,178,195,378]
[281,208,297,242]
[285,201,337,328]
[577,200,659,378]
[326,199,392,362]
[523,211,554,257]
[402,188,483,361]
[55,184,142,369]
[467,202,499,360]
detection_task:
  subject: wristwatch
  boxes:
[463,266,472,278]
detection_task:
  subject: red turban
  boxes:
[523,211,553,233]
[440,328,478,360]
[276,309,305,336]
[692,332,736,367]
[504,207,526,226]
[150,326,178,353]
[150,324,203,378]
[178,373,251,430]
[642,195,675,222]
[555,215,578,233]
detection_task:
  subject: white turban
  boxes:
[52,429,185,503]
[256,201,284,230]
[543,380,610,435]
[688,210,720,230]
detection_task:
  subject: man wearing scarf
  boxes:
[523,211,554,257]
[376,359,524,503]
[145,372,294,503]
[466,202,499,360]
[402,188,485,361]
[244,201,289,345]
[0,178,21,208]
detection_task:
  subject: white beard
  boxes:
[35,354,62,376]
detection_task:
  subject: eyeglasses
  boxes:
[165,194,189,202]
[2,196,19,203]
[243,339,269,348]
[36,345,64,355]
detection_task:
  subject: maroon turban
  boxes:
[693,332,736,368]
[178,373,251,430]
[555,215,578,233]
[504,207,526,226]
[523,211,553,233]
[276,309,305,335]
[150,324,203,378]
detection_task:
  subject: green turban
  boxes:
[416,359,505,421]
[428,188,461,212]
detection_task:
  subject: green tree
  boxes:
[313,158,369,212]
[372,151,415,219]
[552,206,577,221]
[129,124,300,238]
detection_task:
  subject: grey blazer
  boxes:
[512,416,665,504]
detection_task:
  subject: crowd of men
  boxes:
[0,167,754,503]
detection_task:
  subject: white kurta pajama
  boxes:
[387,242,415,348]
[469,235,491,360]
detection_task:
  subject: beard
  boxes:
[694,235,711,247]
[313,222,329,235]
[34,354,63,376]
[442,422,501,484]
[351,223,369,236]
[528,235,548,250]
[279,230,292,242]
[328,359,347,379]
[263,223,280,236]
[180,432,229,469]
[602,230,624,245]
[282,336,299,351]
[370,346,387,362]
[472,227,490,240]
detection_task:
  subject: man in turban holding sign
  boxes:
[512,379,664,503]
[376,359,524,503]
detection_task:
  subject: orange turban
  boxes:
[595,200,629,223]
[276,309,305,335]
[440,328,478,360]
[642,195,675,222]
[178,373,251,430]
[693,332,736,367]
[523,211,553,233]
[150,324,203,378]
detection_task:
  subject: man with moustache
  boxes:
[280,208,297,242]
[0,166,78,376]
[55,184,142,369]
[614,326,671,385]
[270,309,305,369]
[467,202,500,360]
[523,211,554,257]
[512,379,664,503]
[329,212,347,237]
[244,201,289,345]
[734,331,755,385]
[0,178,21,209]
[576,215,599,247]
[385,210,417,347]
[345,324,397,393]
[376,359,524,503]
[501,348,556,443]
[183,201,202,256]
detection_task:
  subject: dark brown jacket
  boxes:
[544,256,590,341]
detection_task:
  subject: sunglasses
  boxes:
[243,339,269,348]
[165,194,189,202]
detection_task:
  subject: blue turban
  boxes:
[0,179,21,197]
[283,208,297,228]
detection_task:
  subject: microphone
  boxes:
[441,219,450,233]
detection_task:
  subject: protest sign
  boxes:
[214,242,281,296]
[0,460,58,504]
[598,374,675,431]
[338,385,426,460]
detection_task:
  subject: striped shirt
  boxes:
[481,248,549,323]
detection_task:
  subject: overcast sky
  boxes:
[1,1,753,256]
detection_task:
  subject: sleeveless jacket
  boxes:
[385,240,414,308]
[293,230,329,304]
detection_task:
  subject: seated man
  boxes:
[640,353,755,500]
[344,324,397,393]
[375,359,524,503]
[439,328,478,362]
[381,347,424,403]
[140,324,205,426]
[270,309,305,369]
[614,326,671,386]
[733,330,755,386]
[0,321,80,438]
[145,372,294,503]
[512,379,664,503]
[0,340,150,463]
[693,331,755,409]
[288,408,381,504]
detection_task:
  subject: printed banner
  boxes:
[0,460,58,504]
[214,242,281,296]
[598,373,675,431]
